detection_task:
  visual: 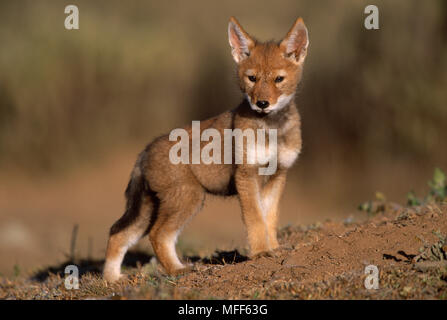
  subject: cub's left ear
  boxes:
[280,18,309,65]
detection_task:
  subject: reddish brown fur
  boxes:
[104,17,309,281]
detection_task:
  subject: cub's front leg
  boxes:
[235,168,270,256]
[261,170,287,250]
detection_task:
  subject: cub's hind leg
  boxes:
[148,183,205,275]
[103,173,153,282]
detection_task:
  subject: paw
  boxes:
[250,251,272,259]
[103,270,126,283]
[168,264,195,276]
[250,249,279,260]
[102,265,127,282]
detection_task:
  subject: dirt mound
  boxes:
[176,203,447,299]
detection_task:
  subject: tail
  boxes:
[109,166,149,236]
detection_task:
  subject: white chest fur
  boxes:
[278,145,300,169]
[243,134,300,169]
[241,120,301,171]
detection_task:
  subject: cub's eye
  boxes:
[275,76,285,83]
[248,75,257,82]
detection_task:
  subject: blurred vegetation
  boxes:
[407,168,447,206]
[358,167,447,216]
[0,0,446,174]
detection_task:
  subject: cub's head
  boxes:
[228,17,309,115]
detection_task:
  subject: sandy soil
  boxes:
[176,203,447,299]
[1,202,446,299]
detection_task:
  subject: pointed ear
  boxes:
[280,18,309,65]
[228,17,255,63]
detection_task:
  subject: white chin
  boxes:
[250,104,272,114]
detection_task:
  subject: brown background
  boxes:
[0,0,446,276]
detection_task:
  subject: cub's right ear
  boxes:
[228,17,255,63]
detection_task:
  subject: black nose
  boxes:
[256,100,270,109]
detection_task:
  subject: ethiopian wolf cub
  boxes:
[103,17,309,281]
